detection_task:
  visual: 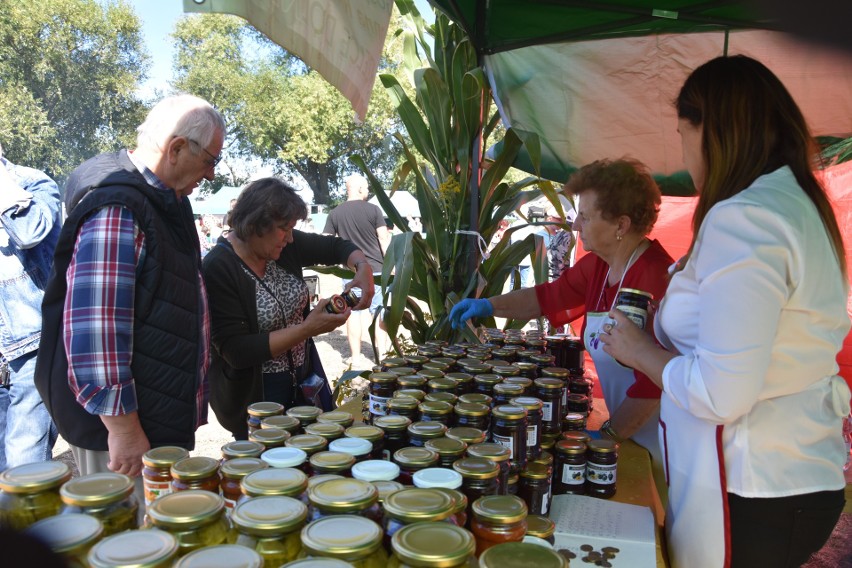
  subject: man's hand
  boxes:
[449,299,494,329]
[100,413,150,477]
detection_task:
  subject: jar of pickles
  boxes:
[344,425,386,460]
[241,467,308,505]
[510,396,543,462]
[304,422,345,443]
[247,401,284,435]
[425,436,468,468]
[307,478,381,523]
[489,405,528,475]
[299,515,388,568]
[285,434,329,458]
[466,443,511,496]
[59,472,138,536]
[406,421,447,447]
[309,451,356,476]
[249,426,290,449]
[25,513,103,567]
[525,514,556,545]
[261,414,301,435]
[446,426,487,446]
[389,521,475,568]
[286,406,322,431]
[393,447,440,485]
[382,488,456,546]
[230,495,307,566]
[0,461,71,530]
[387,396,420,422]
[534,378,563,436]
[554,440,586,495]
[470,495,528,556]
[219,457,268,511]
[88,529,178,568]
[479,542,568,567]
[451,457,499,519]
[373,414,412,459]
[145,490,229,556]
[171,457,221,494]
[173,545,262,568]
[518,462,552,516]
[586,439,618,498]
[142,446,189,507]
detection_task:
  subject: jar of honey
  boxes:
[470,494,528,556]
[59,472,138,536]
[329,437,373,464]
[170,457,221,494]
[0,461,70,530]
[351,459,401,483]
[230,495,307,566]
[317,410,354,429]
[262,447,308,471]
[145,490,229,556]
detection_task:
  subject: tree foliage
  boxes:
[0,0,148,182]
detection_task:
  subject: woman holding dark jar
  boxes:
[601,56,850,568]
[203,178,375,439]
[450,159,673,481]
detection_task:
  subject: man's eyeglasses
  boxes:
[188,138,222,167]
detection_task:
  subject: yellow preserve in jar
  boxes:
[0,460,70,530]
[389,521,476,568]
[230,495,307,566]
[25,513,103,568]
[173,544,262,568]
[145,490,229,556]
[88,529,178,568]
[300,515,388,568]
[59,472,138,536]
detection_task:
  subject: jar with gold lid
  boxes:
[451,457,499,519]
[432,487,468,528]
[382,488,457,546]
[533,378,563,436]
[473,374,502,397]
[466,442,511,496]
[307,474,344,494]
[525,514,556,545]
[504,375,534,394]
[425,436,468,468]
[145,490,229,556]
[170,456,221,494]
[561,412,587,432]
[423,391,458,406]
[428,377,459,395]
[529,354,556,369]
[554,440,586,496]
[230,495,307,566]
[512,362,539,381]
[241,467,308,502]
[262,414,301,435]
[540,366,569,408]
[0,460,70,530]
[221,440,265,461]
[478,542,568,567]
[445,372,474,394]
[220,457,268,511]
[518,462,552,516]
[389,520,475,568]
[387,395,420,423]
[396,387,427,401]
[489,405,528,475]
[373,414,411,459]
[249,426,290,449]
[404,354,429,369]
[446,426,487,446]
[381,357,408,371]
[173,544,262,568]
[397,374,428,390]
[492,382,525,407]
[285,434,329,457]
[299,515,388,568]
[393,446,440,485]
[142,446,189,507]
[304,422,345,443]
[344,424,386,460]
[59,472,138,536]
[286,406,322,431]
[368,372,397,420]
[457,392,492,407]
[418,368,445,381]
[388,366,418,378]
[586,439,618,498]
[262,447,308,470]
[309,451,356,476]
[317,410,354,429]
[247,401,284,435]
[307,478,380,523]
[372,480,405,504]
[510,396,543,462]
[419,400,454,425]
[88,529,178,568]
[26,513,103,568]
[470,495,528,556]
[406,420,447,447]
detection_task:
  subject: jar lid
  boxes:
[435,488,467,514]
[317,411,354,426]
[525,514,556,539]
[395,388,426,401]
[261,414,301,432]
[407,421,447,439]
[530,354,556,364]
[393,446,440,467]
[351,459,401,482]
[440,348,465,359]
[261,446,307,468]
[344,424,385,443]
[555,440,587,455]
[382,357,408,368]
[505,375,533,387]
[373,414,412,431]
[446,426,486,445]
[541,366,569,378]
[88,529,178,568]
[247,401,284,417]
[329,437,373,457]
[248,427,290,446]
[387,396,420,410]
[427,378,458,391]
[231,495,307,536]
[418,368,446,379]
[285,434,328,453]
[383,488,455,522]
[491,404,528,420]
[491,365,520,377]
[431,357,456,367]
[369,371,398,384]
[242,467,308,498]
[278,560,353,568]
[620,287,654,299]
[25,513,103,554]
[587,439,619,453]
[461,362,492,374]
[466,442,511,463]
[534,450,555,467]
[173,544,262,568]
[424,391,457,404]
[142,446,190,468]
[520,462,550,480]
[425,436,467,456]
[493,383,525,396]
[307,474,344,491]
[286,405,322,420]
[0,460,70,493]
[419,400,453,415]
[562,412,587,423]
[452,457,499,479]
[540,436,558,451]
[534,378,563,390]
[308,478,378,512]
[509,396,543,411]
[473,373,503,386]
[388,366,418,377]
[560,431,591,445]
[472,494,528,523]
[60,472,134,507]
[220,440,265,460]
[445,372,474,383]
[147,490,224,528]
[304,422,345,440]
[397,375,428,388]
[513,362,538,372]
[404,355,429,366]
[391,521,475,567]
[220,457,268,480]
[300,516,383,559]
[372,480,405,502]
[457,393,492,406]
[480,542,567,567]
[309,451,357,471]
[412,468,463,490]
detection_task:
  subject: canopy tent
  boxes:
[188,185,243,215]
[369,190,421,218]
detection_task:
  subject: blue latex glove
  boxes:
[449,298,494,329]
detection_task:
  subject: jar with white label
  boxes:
[489,405,528,475]
[585,439,618,498]
[533,378,563,436]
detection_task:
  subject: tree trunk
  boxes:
[295,159,336,205]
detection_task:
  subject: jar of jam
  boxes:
[511,362,537,381]
[373,414,411,459]
[446,426,487,446]
[561,412,587,432]
[25,512,103,567]
[422,361,450,374]
[261,414,301,435]
[247,401,284,435]
[219,457,268,511]
[387,395,420,422]
[554,440,587,495]
[88,529,178,568]
[173,545,262,568]
[470,495,528,556]
[424,391,458,405]
[525,514,556,545]
[381,356,408,371]
[451,457,499,520]
[529,354,556,370]
[540,366,569,409]
[425,436,468,468]
[397,375,428,391]
[412,468,463,490]
[393,447,440,485]
[388,366,418,378]
[561,430,591,445]
[457,392,492,407]
[518,462,552,516]
[221,440,265,461]
[434,488,468,528]
[304,422,345,443]
[431,357,457,371]
[568,374,594,398]
[285,434,329,458]
[382,488,456,546]
[615,287,653,329]
[445,372,474,395]
[460,362,493,377]
[396,387,427,401]
[389,521,475,568]
[145,490,229,556]
[344,424,386,460]
[142,446,189,507]
[466,442,511,496]
[351,460,401,482]
[479,542,568,567]
[262,447,308,470]
[506,474,519,495]
[534,378,563,436]
[473,374,503,397]
[419,400,454,425]
[406,420,447,447]
[328,437,373,463]
[453,402,491,431]
[230,495,306,566]
[566,393,591,416]
[489,405,528,475]
[492,383,525,407]
[368,372,397,420]
[503,376,533,396]
[249,426,291,449]
[509,396,543,462]
[241,467,308,502]
[586,439,618,498]
[307,478,381,523]
[404,355,429,369]
[309,451,357,476]
[299,515,388,566]
[0,461,71,530]
[428,377,459,395]
[59,473,138,536]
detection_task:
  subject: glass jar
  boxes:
[561,412,587,432]
[466,442,511,496]
[529,354,556,370]
[170,457,221,495]
[373,480,406,505]
[397,375,428,391]
[230,495,307,566]
[351,460,401,482]
[389,521,475,568]
[382,356,408,371]
[285,434,329,458]
[0,461,70,530]
[586,439,618,498]
[512,362,539,381]
[309,451,356,476]
[489,405,528,475]
[460,362,493,378]
[423,391,458,406]
[145,490,229,556]
[561,430,591,445]
[393,447,440,485]
[286,406,323,431]
[446,426,487,446]
[373,414,412,459]
[451,457,499,520]
[533,378,563,436]
[419,368,445,382]
[317,410,354,429]
[569,374,594,398]
[506,474,519,496]
[249,426,291,449]
[540,367,569,407]
[554,440,586,496]
[219,457,268,511]
[432,487,468,528]
[478,542,568,567]
[368,372,397,420]
[518,462,552,516]
[473,374,503,397]
[491,365,520,380]
[457,392,492,407]
[566,393,591,416]
[262,447,309,471]
[241,467,308,502]
[510,396,543,462]
[247,401,284,435]
[453,402,491,431]
[396,387,427,401]
[425,436,468,468]
[382,488,456,546]
[307,478,380,523]
[417,344,441,358]
[328,437,373,465]
[88,529,178,568]
[406,421,447,447]
[142,446,189,507]
[221,440,265,461]
[492,383,525,407]
[412,468,463,490]
[299,515,388,567]
[445,372,474,395]
[173,545,262,568]
[261,414,301,435]
[428,377,459,395]
[504,376,534,395]
[304,422,345,443]
[387,396,420,422]
[419,400,454,425]
[344,425,386,460]
[426,359,453,373]
[470,495,528,556]
[25,513,103,568]
[525,514,556,545]
[404,355,429,370]
[59,472,138,536]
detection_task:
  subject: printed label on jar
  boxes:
[526,424,538,446]
[541,401,553,422]
[616,305,647,329]
[491,432,515,459]
[224,497,237,511]
[586,462,617,485]
[143,480,172,506]
[368,394,391,416]
[561,463,586,485]
[561,387,568,407]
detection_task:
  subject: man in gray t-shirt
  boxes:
[324,174,390,366]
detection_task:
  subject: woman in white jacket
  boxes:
[602,55,849,568]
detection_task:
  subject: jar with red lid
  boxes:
[469,495,528,556]
[561,430,591,446]
[586,439,618,498]
[554,440,586,495]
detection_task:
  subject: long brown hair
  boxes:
[676,55,846,277]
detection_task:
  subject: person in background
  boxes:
[203,178,374,439]
[601,55,850,568]
[544,202,576,333]
[36,94,225,480]
[323,173,390,368]
[0,141,61,470]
